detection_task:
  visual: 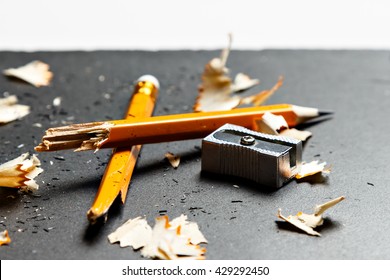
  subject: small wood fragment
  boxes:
[165,152,180,168]
[254,112,312,141]
[255,112,288,135]
[277,196,345,236]
[0,95,30,124]
[296,160,331,179]
[239,76,283,106]
[0,230,11,246]
[280,128,312,141]
[232,73,260,92]
[108,217,152,250]
[3,60,53,87]
[141,215,206,260]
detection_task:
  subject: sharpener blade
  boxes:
[201,124,302,188]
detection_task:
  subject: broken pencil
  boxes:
[35,104,331,153]
[87,75,159,223]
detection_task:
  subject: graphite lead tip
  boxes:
[317,110,334,117]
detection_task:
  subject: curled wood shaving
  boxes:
[0,230,11,246]
[109,215,207,260]
[141,215,207,260]
[165,152,180,168]
[0,95,30,124]
[169,214,208,245]
[232,73,260,92]
[280,128,312,141]
[255,112,288,134]
[254,112,312,141]
[0,153,43,191]
[108,217,152,250]
[239,76,283,106]
[194,37,282,112]
[0,95,17,106]
[296,160,331,179]
[3,60,53,87]
[277,196,345,236]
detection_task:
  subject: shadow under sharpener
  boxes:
[201,124,302,188]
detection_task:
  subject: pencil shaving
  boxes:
[255,112,288,134]
[3,60,53,87]
[109,215,207,260]
[165,152,180,168]
[254,112,312,141]
[0,95,30,124]
[296,160,330,179]
[0,95,18,106]
[232,73,259,92]
[141,215,207,260]
[239,76,283,106]
[277,196,345,236]
[0,230,11,246]
[280,128,312,141]
[0,153,43,191]
[108,217,152,250]
[194,36,282,112]
[169,214,208,245]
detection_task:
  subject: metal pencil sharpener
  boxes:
[201,124,302,188]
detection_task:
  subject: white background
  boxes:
[1,0,390,51]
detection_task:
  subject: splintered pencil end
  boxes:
[34,122,114,152]
[87,208,108,224]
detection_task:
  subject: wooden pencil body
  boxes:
[103,104,297,148]
[87,79,158,222]
[36,103,322,152]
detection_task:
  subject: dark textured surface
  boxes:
[0,50,390,260]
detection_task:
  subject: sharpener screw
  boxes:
[240,135,255,146]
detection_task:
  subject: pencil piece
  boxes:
[35,104,327,153]
[87,75,159,223]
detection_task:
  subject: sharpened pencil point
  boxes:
[318,110,334,117]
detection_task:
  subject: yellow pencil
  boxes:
[35,104,331,153]
[87,75,159,223]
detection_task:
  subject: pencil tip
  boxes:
[318,110,334,117]
[87,208,108,225]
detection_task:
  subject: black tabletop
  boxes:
[1,50,389,259]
